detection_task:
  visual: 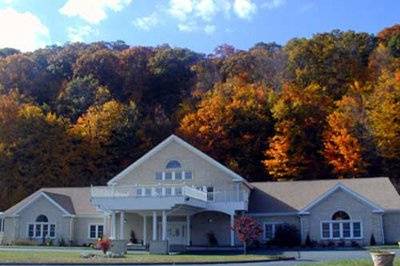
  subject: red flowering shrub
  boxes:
[233,215,262,254]
[97,238,111,254]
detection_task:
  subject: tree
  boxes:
[179,76,275,180]
[232,215,262,254]
[285,30,376,99]
[264,83,332,180]
[368,71,400,178]
[56,75,111,121]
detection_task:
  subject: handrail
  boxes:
[91,185,248,203]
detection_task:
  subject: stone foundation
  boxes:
[110,240,128,255]
[149,240,169,254]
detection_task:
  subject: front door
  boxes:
[167,222,187,245]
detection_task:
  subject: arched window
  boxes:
[332,211,350,220]
[35,215,48,223]
[166,160,181,169]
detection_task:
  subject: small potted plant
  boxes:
[370,249,396,266]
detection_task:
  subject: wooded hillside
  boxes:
[1,25,400,210]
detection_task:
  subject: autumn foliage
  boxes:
[1,25,400,210]
[232,216,262,254]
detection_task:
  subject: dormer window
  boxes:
[166,160,181,169]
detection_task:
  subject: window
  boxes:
[263,223,281,240]
[206,187,214,201]
[89,224,104,239]
[342,222,351,238]
[165,172,172,180]
[28,221,55,239]
[353,222,361,238]
[155,172,163,180]
[165,187,172,196]
[28,224,34,237]
[184,171,192,180]
[166,160,181,169]
[144,188,151,196]
[322,223,330,238]
[332,211,350,220]
[321,221,362,239]
[175,171,182,180]
[36,215,48,223]
[155,188,162,196]
[136,188,143,196]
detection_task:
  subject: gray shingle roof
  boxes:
[249,177,400,213]
[4,187,99,216]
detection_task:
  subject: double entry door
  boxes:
[157,221,187,245]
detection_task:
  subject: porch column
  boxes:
[230,214,235,246]
[186,215,191,246]
[120,211,125,240]
[143,216,147,245]
[152,211,157,240]
[111,211,117,239]
[162,210,167,241]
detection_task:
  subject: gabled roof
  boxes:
[107,134,248,185]
[4,187,99,217]
[249,177,400,214]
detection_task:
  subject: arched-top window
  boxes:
[166,160,181,169]
[35,215,48,223]
[332,211,350,220]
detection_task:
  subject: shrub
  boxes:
[206,231,218,247]
[273,224,301,247]
[232,215,262,254]
[98,238,111,254]
[13,239,37,246]
[305,234,312,247]
[370,234,376,246]
[58,237,66,247]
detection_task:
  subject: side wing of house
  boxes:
[300,186,385,246]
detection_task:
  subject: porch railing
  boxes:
[91,185,247,203]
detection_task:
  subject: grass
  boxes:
[0,250,284,264]
[303,259,400,266]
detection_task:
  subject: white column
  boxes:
[152,211,157,241]
[186,215,191,246]
[230,214,235,246]
[120,211,125,240]
[143,216,147,245]
[111,211,117,239]
[162,210,167,241]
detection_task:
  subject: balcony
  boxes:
[90,185,249,212]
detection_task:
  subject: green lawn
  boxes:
[303,259,400,266]
[0,250,284,263]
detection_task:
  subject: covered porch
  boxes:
[105,208,237,249]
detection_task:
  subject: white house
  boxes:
[1,135,400,250]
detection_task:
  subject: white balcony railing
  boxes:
[91,185,247,203]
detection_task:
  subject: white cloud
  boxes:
[66,25,96,42]
[0,8,50,51]
[168,0,193,21]
[133,12,159,31]
[59,0,132,24]
[204,24,216,34]
[233,0,256,19]
[262,0,285,9]
[168,0,255,33]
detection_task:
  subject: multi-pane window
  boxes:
[89,224,104,239]
[206,187,214,201]
[263,223,281,240]
[155,172,163,180]
[184,171,192,180]
[175,187,183,195]
[321,221,362,239]
[175,171,182,180]
[28,215,56,239]
[165,172,173,180]
[165,187,172,196]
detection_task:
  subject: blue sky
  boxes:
[0,0,399,53]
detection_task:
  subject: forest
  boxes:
[0,24,399,210]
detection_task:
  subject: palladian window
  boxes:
[28,214,56,239]
[321,211,362,240]
[154,160,193,181]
